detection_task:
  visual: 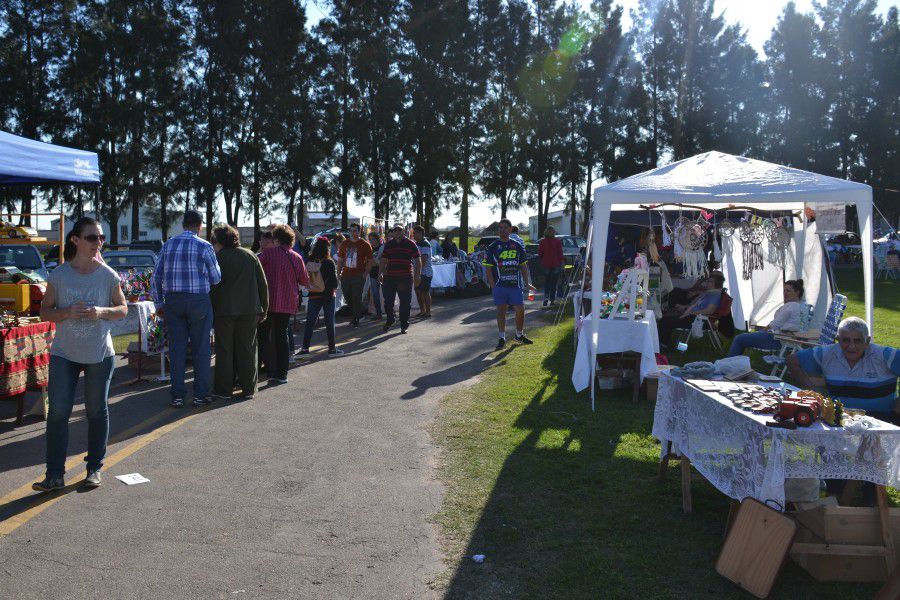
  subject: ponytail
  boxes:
[63,217,101,262]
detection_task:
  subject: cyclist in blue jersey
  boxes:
[484,219,535,350]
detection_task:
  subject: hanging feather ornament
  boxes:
[718,219,735,238]
[677,219,708,279]
[647,228,660,263]
[739,220,765,279]
[767,219,792,270]
[711,216,723,262]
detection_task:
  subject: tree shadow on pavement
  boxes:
[401,347,514,400]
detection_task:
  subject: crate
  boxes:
[790,505,900,582]
[645,365,675,402]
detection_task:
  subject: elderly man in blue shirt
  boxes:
[151,210,222,408]
[787,317,900,420]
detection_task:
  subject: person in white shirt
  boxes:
[727,279,805,357]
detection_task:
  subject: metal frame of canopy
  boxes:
[586,153,875,406]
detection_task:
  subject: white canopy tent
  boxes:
[587,151,874,401]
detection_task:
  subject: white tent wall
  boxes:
[583,152,874,401]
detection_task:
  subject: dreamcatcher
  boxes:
[739,219,765,279]
[676,219,708,278]
[766,217,792,269]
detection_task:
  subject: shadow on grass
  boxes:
[440,325,881,600]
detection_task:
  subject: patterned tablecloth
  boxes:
[0,321,55,398]
[652,373,900,508]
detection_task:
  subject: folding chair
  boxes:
[763,294,847,377]
[680,290,733,353]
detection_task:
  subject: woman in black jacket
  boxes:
[298,237,343,356]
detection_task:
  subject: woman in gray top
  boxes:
[32,217,127,492]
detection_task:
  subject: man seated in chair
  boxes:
[786,317,900,422]
[657,272,726,350]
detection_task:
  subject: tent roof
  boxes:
[0,130,100,185]
[595,151,870,206]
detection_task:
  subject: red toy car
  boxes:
[774,396,822,427]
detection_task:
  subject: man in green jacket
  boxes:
[210,224,269,400]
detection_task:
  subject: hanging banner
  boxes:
[812,203,846,235]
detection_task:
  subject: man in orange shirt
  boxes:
[337,223,374,327]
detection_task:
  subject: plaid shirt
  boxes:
[151,231,222,307]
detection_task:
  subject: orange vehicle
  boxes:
[774,396,823,427]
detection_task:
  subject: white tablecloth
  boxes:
[109,301,155,352]
[431,263,457,288]
[571,315,660,392]
[652,374,900,508]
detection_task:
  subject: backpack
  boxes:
[306,261,325,293]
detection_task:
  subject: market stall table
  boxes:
[430,262,458,288]
[0,321,54,425]
[652,373,900,575]
[571,313,660,406]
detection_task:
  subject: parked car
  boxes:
[102,249,158,275]
[129,239,163,253]
[0,244,50,281]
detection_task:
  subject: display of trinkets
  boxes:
[720,384,784,414]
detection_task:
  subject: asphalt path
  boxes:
[0,293,531,599]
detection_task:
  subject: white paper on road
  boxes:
[115,473,150,485]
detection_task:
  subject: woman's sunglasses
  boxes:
[80,234,106,243]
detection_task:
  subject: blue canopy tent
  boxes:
[0,130,100,185]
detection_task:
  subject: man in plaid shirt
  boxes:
[151,210,222,407]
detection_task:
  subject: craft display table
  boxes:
[0,321,54,426]
[430,262,458,288]
[571,314,660,403]
[652,373,900,578]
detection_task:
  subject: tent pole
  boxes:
[590,195,611,412]
[858,196,875,333]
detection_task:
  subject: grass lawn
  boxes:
[112,333,137,355]
[431,269,897,598]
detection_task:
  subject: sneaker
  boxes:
[32,475,65,492]
[515,334,534,345]
[241,394,255,401]
[351,319,360,328]
[383,320,394,333]
[495,338,506,351]
[328,348,345,356]
[542,300,548,307]
[192,396,210,407]
[297,348,311,358]
[83,469,102,489]
[170,397,184,408]
[269,378,289,385]
[400,326,408,334]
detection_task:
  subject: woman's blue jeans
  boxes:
[369,275,383,317]
[544,266,561,302]
[45,354,115,477]
[302,295,336,350]
[727,331,782,357]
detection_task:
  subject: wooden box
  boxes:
[644,365,674,402]
[790,505,900,582]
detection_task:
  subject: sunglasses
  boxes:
[80,234,106,243]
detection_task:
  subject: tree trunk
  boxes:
[536,179,545,239]
[570,175,577,236]
[252,159,260,244]
[130,176,141,244]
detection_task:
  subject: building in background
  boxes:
[527,209,584,240]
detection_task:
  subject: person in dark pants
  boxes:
[255,230,274,375]
[367,231,384,320]
[151,210,222,407]
[538,226,564,307]
[210,224,268,400]
[258,225,309,384]
[299,237,343,356]
[379,224,421,334]
[337,223,373,327]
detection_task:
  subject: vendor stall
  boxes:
[583,152,875,406]
[0,321,54,425]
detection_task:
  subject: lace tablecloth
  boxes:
[109,301,155,352]
[571,315,660,392]
[652,373,900,508]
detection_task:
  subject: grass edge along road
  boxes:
[429,299,894,599]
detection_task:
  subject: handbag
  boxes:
[306,261,325,293]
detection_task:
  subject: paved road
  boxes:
[0,294,520,599]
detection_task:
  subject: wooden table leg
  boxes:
[658,441,672,482]
[877,486,897,576]
[15,392,24,426]
[632,353,641,404]
[681,456,692,514]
